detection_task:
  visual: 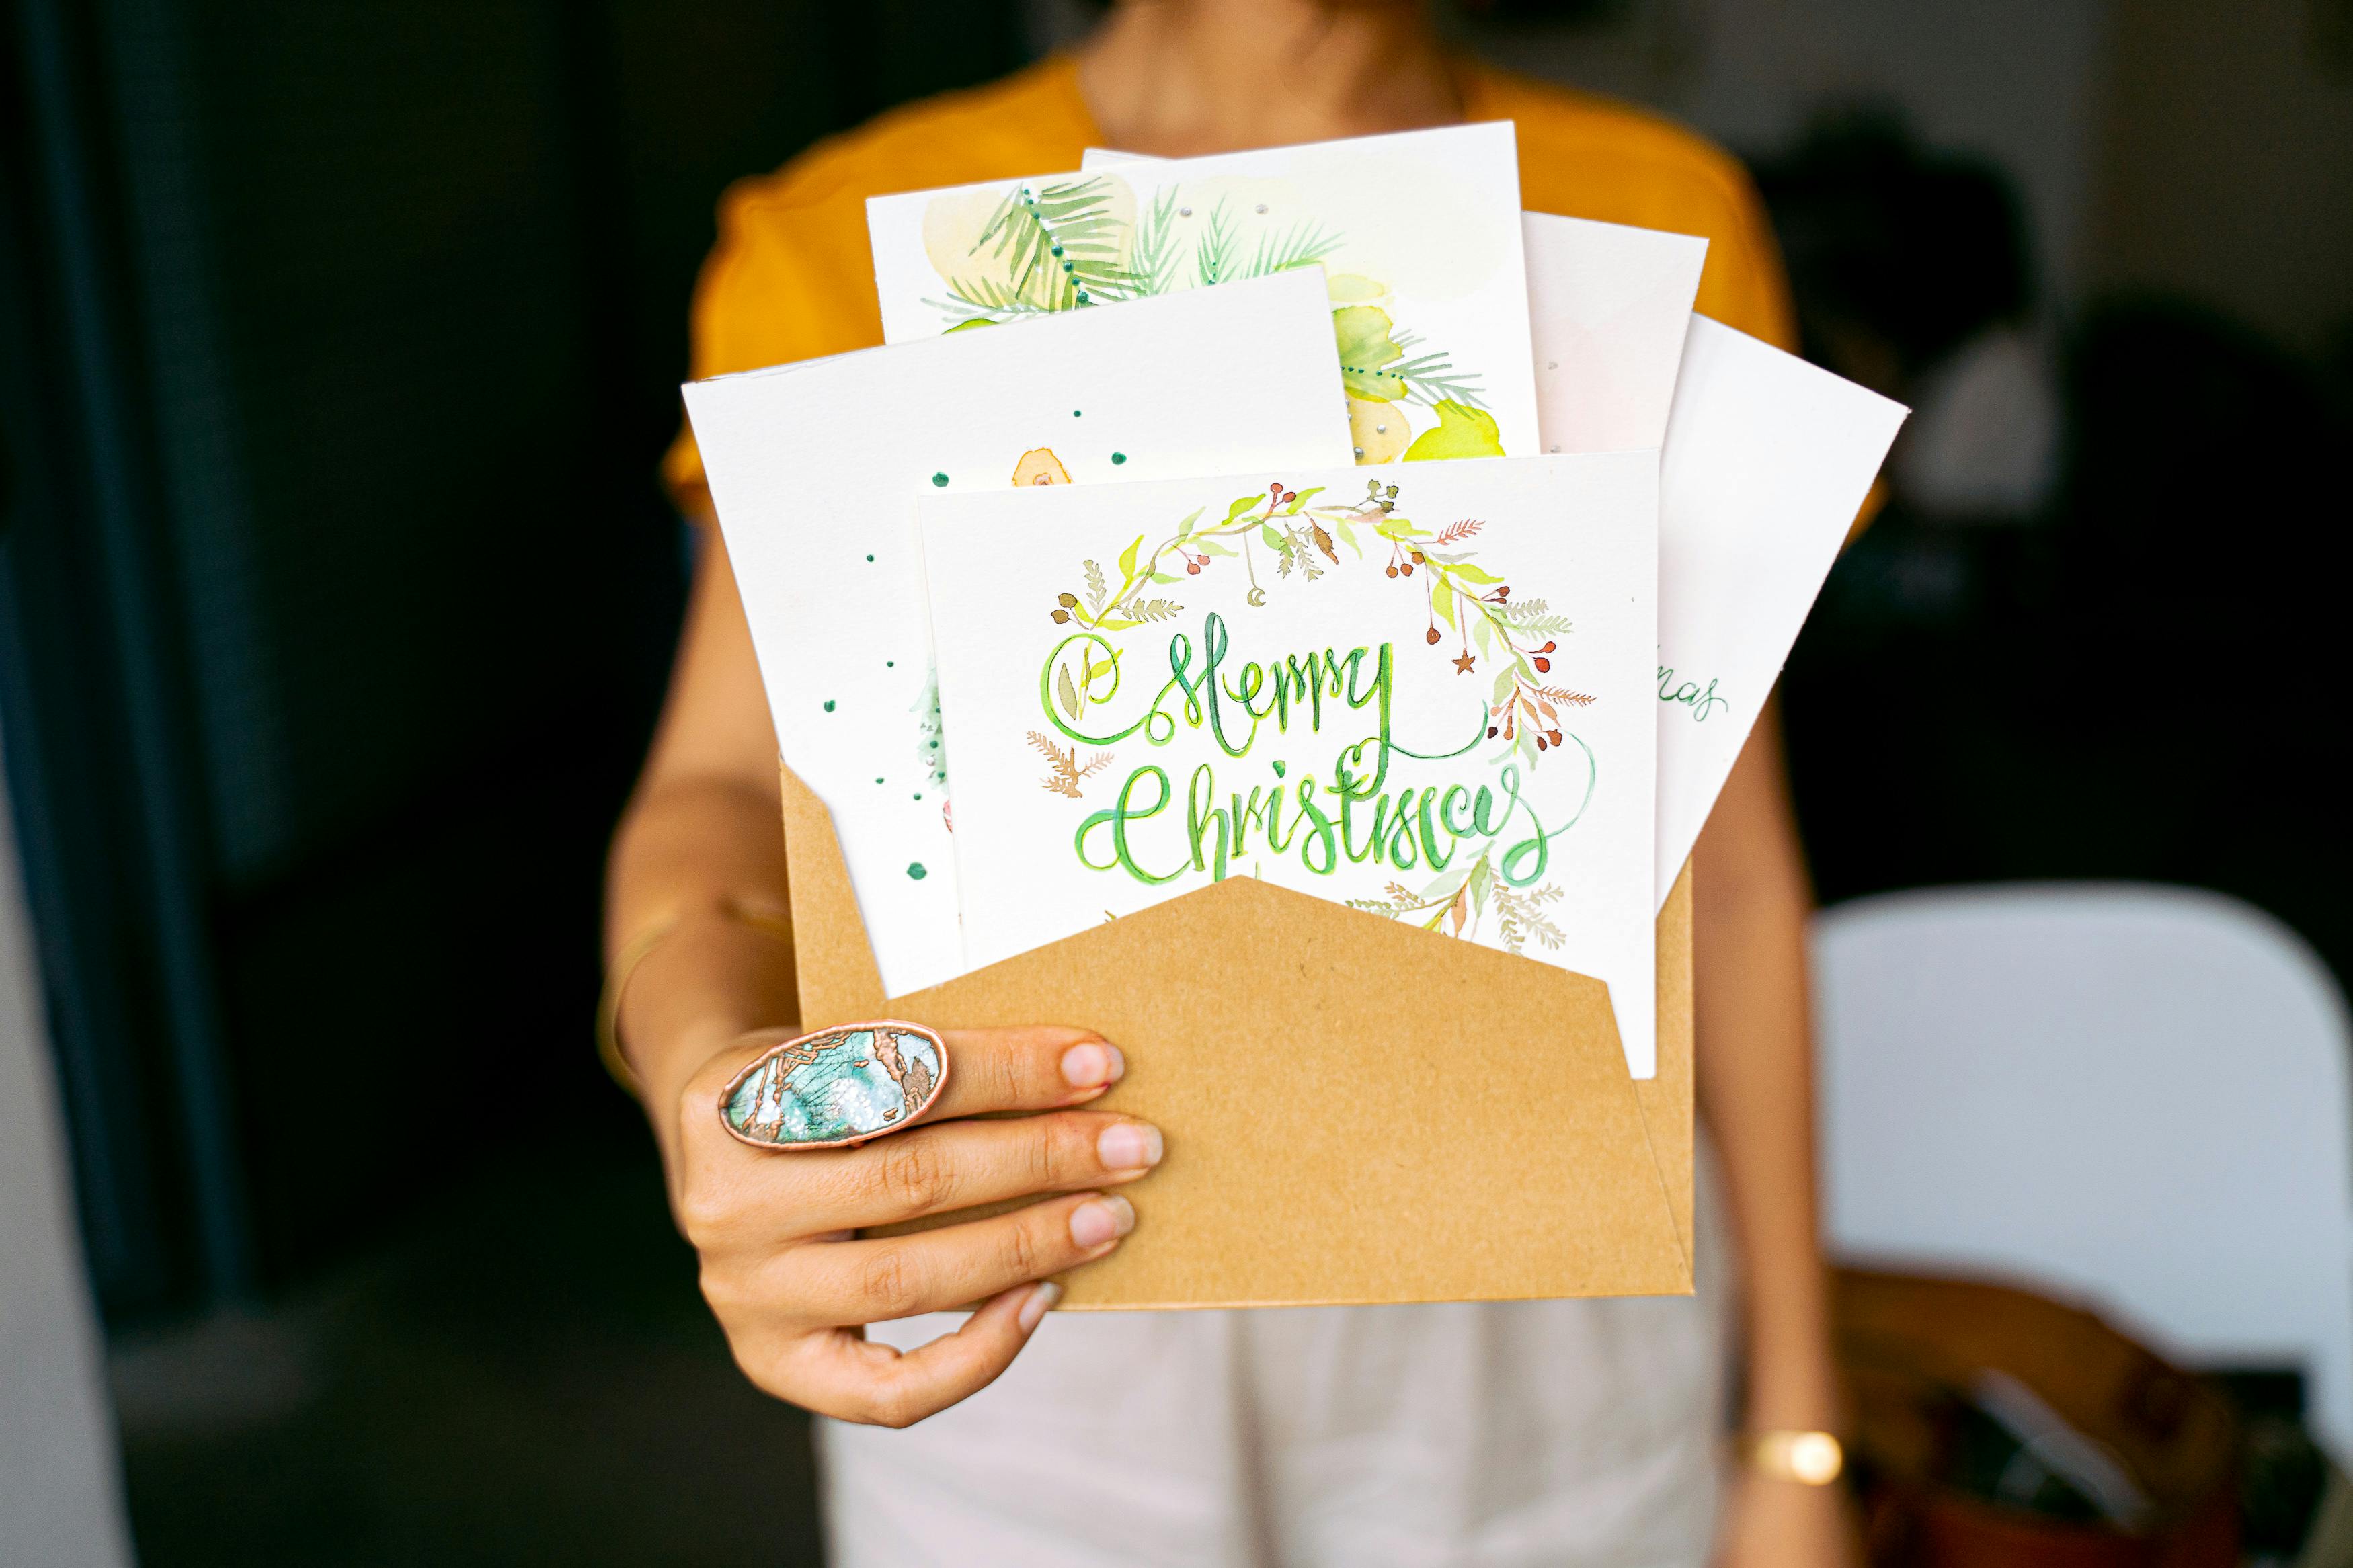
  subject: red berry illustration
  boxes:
[1196,553,1209,567]
[1186,561,1201,575]
[1540,641,1556,653]
[1281,491,1296,504]
[1425,627,1441,645]
[1534,657,1551,673]
[1497,586,1511,601]
[1486,726,1499,739]
[1270,482,1283,495]
[1547,729,1563,746]
[1401,562,1414,576]
[1386,565,1398,579]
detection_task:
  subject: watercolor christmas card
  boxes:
[682,271,1355,997]
[866,122,1538,464]
[920,452,1663,1077]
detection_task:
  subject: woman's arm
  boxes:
[604,522,799,1155]
[605,526,1165,1425]
[1693,704,1855,1563]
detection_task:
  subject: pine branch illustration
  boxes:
[928,281,1062,327]
[1534,685,1597,706]
[1128,187,1182,296]
[1433,518,1485,545]
[1193,200,1241,286]
[1385,331,1489,409]
[973,177,1137,308]
[1242,220,1343,280]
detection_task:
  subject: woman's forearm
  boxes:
[606,774,799,1146]
[603,534,805,1169]
[1693,708,1841,1432]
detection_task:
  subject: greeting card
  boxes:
[682,272,1355,995]
[867,123,1538,464]
[1523,211,1708,455]
[921,453,1663,1076]
[1653,315,1908,900]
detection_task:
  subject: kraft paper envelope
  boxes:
[779,761,1697,1308]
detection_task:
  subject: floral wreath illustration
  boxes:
[1031,477,1595,952]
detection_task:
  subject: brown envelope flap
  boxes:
[779,761,1691,1307]
[1642,863,1696,1267]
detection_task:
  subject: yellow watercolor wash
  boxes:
[1012,448,1072,486]
[1402,401,1506,462]
[1348,399,1410,465]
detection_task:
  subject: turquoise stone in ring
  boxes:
[719,1021,949,1150]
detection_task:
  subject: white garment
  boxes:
[822,1144,1733,1567]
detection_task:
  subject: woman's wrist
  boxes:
[612,903,799,1112]
[1741,1319,1844,1435]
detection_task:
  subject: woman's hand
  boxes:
[667,1022,1158,1428]
[1714,1469,1861,1568]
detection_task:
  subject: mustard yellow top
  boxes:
[663,53,1797,509]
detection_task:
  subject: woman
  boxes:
[608,3,1848,1562]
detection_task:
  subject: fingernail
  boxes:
[1096,1122,1164,1171]
[1017,1280,1062,1333]
[1069,1194,1136,1249]
[1060,1041,1125,1089]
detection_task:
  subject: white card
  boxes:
[683,272,1356,995]
[1523,211,1708,455]
[1652,315,1908,901]
[867,123,1538,464]
[1064,174,1704,460]
[922,453,1662,1077]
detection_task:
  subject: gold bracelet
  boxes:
[596,900,795,1099]
[1743,1430,1845,1486]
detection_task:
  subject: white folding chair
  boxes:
[1812,882,2353,1462]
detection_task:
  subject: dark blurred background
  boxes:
[0,0,2346,1563]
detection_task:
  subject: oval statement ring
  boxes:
[717,1021,950,1151]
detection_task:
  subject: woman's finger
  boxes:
[786,1281,1061,1428]
[788,1109,1164,1233]
[918,1024,1125,1122]
[781,1189,1135,1327]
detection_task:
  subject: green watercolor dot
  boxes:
[1073,409,1082,417]
[930,472,949,487]
[1273,759,1287,777]
[1110,451,1127,465]
[886,660,894,667]
[865,553,875,562]
[823,699,836,712]
[907,862,927,880]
